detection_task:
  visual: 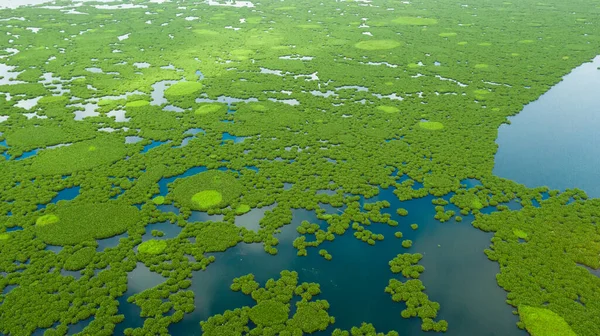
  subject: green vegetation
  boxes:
[138,239,168,255]
[0,0,598,334]
[36,203,140,245]
[419,121,444,130]
[518,306,577,336]
[171,170,242,211]
[165,82,203,97]
[392,17,438,25]
[194,104,224,115]
[377,105,399,113]
[201,271,334,334]
[354,40,401,50]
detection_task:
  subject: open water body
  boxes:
[495,56,600,198]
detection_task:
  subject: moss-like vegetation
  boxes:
[419,121,444,130]
[171,171,242,211]
[164,82,203,97]
[354,40,402,50]
[392,17,438,25]
[36,203,140,245]
[518,306,577,336]
[138,239,168,255]
[0,0,598,334]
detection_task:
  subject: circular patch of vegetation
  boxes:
[235,204,251,215]
[164,82,203,97]
[419,121,444,130]
[195,104,224,115]
[475,64,489,69]
[249,300,289,326]
[191,190,223,209]
[251,104,267,111]
[393,17,438,25]
[138,240,167,255]
[35,203,140,245]
[125,100,150,108]
[171,170,242,211]
[439,32,457,37]
[354,40,401,50]
[377,105,399,113]
[152,196,165,205]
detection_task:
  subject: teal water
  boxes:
[494,55,600,198]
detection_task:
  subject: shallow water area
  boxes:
[494,56,600,198]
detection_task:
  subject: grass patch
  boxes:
[513,229,528,239]
[164,82,203,97]
[36,203,140,245]
[439,32,457,37]
[377,105,399,113]
[193,29,218,36]
[235,204,251,215]
[392,17,438,25]
[36,214,59,226]
[419,121,444,130]
[171,170,242,211]
[475,64,489,69]
[297,24,321,29]
[354,40,401,50]
[191,190,223,209]
[138,239,167,255]
[195,104,224,115]
[152,196,165,205]
[38,95,68,105]
[518,306,576,336]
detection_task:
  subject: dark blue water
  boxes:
[221,132,246,144]
[495,55,600,198]
[37,186,80,210]
[142,140,170,153]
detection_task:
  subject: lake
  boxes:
[494,55,600,198]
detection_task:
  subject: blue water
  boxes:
[37,186,80,210]
[162,187,523,336]
[495,55,600,198]
[196,70,204,80]
[142,140,170,153]
[221,132,246,144]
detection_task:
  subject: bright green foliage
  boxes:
[36,203,140,245]
[195,222,242,253]
[64,246,96,271]
[195,104,224,115]
[518,306,577,336]
[513,229,528,239]
[152,196,165,205]
[377,106,399,113]
[164,82,203,97]
[201,271,334,335]
[138,240,168,255]
[235,204,251,215]
[419,121,444,130]
[36,214,59,226]
[191,190,223,209]
[410,224,419,230]
[402,240,413,248]
[171,171,242,210]
[354,40,402,50]
[389,253,425,279]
